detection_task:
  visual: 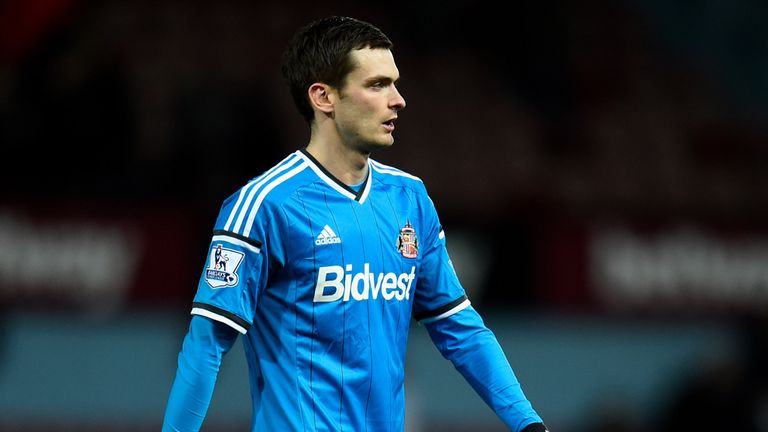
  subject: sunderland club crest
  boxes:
[204,244,244,288]
[397,220,419,258]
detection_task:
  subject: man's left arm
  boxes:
[412,183,548,431]
[423,305,548,432]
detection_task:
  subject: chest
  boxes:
[281,187,424,277]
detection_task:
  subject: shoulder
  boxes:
[217,152,313,235]
[370,158,427,194]
[235,152,312,203]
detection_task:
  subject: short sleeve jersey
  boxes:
[191,149,470,431]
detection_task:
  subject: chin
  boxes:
[380,133,396,146]
[360,137,394,153]
[372,141,394,152]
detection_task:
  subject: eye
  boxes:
[367,78,394,90]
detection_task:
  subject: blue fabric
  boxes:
[425,306,544,432]
[165,150,543,430]
[184,151,471,431]
[162,316,238,432]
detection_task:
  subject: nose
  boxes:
[390,86,406,111]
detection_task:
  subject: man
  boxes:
[162,16,548,432]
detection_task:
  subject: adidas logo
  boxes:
[316,225,342,245]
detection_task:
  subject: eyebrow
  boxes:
[364,75,400,85]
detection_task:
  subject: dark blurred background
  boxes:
[1,0,768,431]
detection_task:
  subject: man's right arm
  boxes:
[162,315,239,432]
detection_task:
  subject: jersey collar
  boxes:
[298,149,372,204]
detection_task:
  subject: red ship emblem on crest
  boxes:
[397,220,419,258]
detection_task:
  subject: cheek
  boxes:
[341,100,377,126]
[348,92,379,111]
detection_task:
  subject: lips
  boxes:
[382,118,396,132]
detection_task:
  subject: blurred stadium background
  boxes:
[1,0,768,431]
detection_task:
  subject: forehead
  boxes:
[347,47,400,81]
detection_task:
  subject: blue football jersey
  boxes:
[191,149,470,431]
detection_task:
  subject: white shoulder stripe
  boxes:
[232,155,303,234]
[242,161,309,237]
[224,153,300,231]
[419,299,471,324]
[369,159,399,171]
[223,183,254,232]
[370,160,421,182]
[191,308,248,334]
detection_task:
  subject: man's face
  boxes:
[332,47,406,153]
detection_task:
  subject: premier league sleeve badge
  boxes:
[205,243,245,288]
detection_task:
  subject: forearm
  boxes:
[425,307,545,432]
[162,315,238,432]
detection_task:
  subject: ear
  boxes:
[308,83,335,116]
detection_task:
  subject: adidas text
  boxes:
[316,236,341,245]
[316,225,341,245]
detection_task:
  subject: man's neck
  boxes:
[305,139,369,186]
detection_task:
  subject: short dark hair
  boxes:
[281,16,393,124]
